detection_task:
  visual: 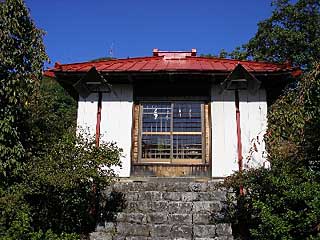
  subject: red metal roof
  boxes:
[44,51,302,77]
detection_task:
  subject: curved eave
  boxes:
[50,68,300,77]
[43,64,301,101]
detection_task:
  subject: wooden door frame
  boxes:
[130,100,212,177]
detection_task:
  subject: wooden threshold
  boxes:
[139,159,204,164]
[133,163,210,166]
[142,132,202,135]
[131,163,210,177]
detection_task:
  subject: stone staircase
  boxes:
[90,178,233,240]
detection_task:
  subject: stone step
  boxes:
[123,191,227,202]
[109,180,223,193]
[115,212,215,225]
[91,222,233,240]
[124,200,221,214]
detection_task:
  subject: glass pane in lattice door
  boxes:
[140,102,204,164]
[142,103,171,133]
[173,102,202,132]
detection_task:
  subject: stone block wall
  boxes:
[90,179,233,240]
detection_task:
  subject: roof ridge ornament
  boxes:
[153,48,197,59]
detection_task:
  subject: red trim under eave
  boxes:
[95,92,102,147]
[291,68,303,77]
[43,70,55,78]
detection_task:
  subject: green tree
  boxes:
[228,46,248,60]
[205,1,320,67]
[246,0,320,69]
[0,1,122,239]
[0,0,48,187]
[27,76,77,156]
[90,57,114,62]
[200,49,229,59]
[25,130,122,236]
[0,0,48,238]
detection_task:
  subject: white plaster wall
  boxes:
[211,87,238,177]
[239,89,268,169]
[78,84,267,178]
[100,84,133,177]
[77,93,98,135]
[211,86,268,178]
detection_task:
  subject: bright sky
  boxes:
[25,0,274,66]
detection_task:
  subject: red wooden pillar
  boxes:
[91,92,103,218]
[235,90,244,195]
[95,92,103,147]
